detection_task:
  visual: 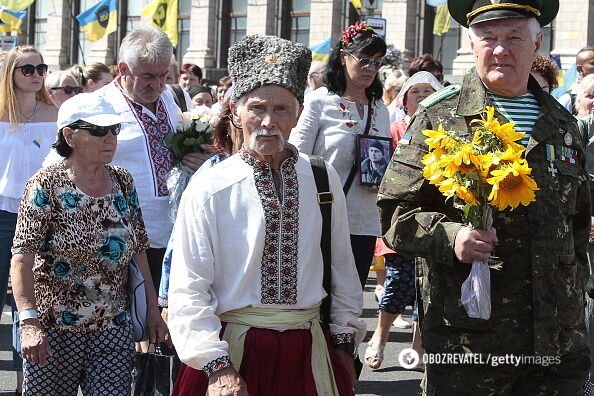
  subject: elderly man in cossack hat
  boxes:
[167,35,365,396]
[378,0,592,394]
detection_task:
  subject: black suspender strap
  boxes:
[310,156,333,325]
[170,84,188,113]
[343,98,374,196]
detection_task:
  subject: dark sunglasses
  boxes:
[15,63,48,77]
[344,52,385,69]
[68,123,121,137]
[51,86,84,95]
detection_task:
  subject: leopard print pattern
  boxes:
[12,162,150,332]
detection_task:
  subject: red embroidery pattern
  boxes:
[202,355,233,376]
[240,149,299,305]
[119,85,174,197]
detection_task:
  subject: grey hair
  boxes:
[119,25,173,70]
[576,74,594,101]
[44,70,78,92]
[234,90,300,118]
[468,17,541,42]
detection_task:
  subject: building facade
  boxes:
[17,0,594,81]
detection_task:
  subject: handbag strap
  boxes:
[170,84,187,113]
[310,156,333,325]
[343,98,373,196]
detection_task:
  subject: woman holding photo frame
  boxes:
[290,22,390,288]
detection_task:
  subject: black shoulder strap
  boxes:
[310,155,333,325]
[570,92,578,116]
[170,84,187,113]
[343,98,374,196]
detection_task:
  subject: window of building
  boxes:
[33,0,48,54]
[76,0,93,65]
[230,0,247,45]
[177,1,190,60]
[289,0,310,45]
[126,1,142,34]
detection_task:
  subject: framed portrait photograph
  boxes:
[356,135,393,186]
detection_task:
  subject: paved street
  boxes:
[0,272,422,395]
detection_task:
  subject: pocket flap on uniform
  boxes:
[393,144,427,168]
[554,160,582,179]
[558,253,576,266]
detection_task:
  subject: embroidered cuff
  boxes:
[158,297,168,308]
[202,355,233,377]
[332,332,355,346]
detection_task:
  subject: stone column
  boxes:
[309,0,344,46]
[85,35,117,66]
[382,0,417,62]
[451,28,474,77]
[43,0,70,70]
[246,0,276,36]
[181,0,217,74]
[550,0,594,68]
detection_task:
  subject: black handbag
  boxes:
[132,344,179,396]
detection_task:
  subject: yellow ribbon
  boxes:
[219,307,340,396]
[466,3,541,24]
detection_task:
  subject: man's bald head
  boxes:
[576,47,594,78]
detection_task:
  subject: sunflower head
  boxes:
[486,161,539,211]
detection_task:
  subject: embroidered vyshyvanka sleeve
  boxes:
[289,94,323,155]
[325,163,367,345]
[12,171,54,254]
[168,188,232,375]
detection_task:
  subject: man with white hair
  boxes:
[168,35,365,396]
[89,25,207,291]
[378,0,591,394]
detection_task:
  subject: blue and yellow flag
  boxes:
[142,0,178,47]
[350,0,362,8]
[310,38,331,62]
[0,0,34,12]
[0,8,26,32]
[75,0,118,43]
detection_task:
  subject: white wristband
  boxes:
[18,309,38,322]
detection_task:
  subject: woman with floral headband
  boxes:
[290,22,390,288]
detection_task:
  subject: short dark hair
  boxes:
[323,29,387,100]
[180,63,203,81]
[531,53,559,91]
[53,129,73,157]
[408,53,443,78]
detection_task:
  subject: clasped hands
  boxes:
[454,226,498,263]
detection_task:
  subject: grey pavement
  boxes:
[0,272,422,395]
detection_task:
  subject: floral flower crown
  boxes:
[340,22,373,48]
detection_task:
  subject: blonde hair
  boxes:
[382,70,408,105]
[576,74,594,117]
[0,45,53,127]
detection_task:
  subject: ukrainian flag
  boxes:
[0,8,26,32]
[76,0,118,43]
[310,38,331,63]
[142,0,178,47]
[0,0,34,12]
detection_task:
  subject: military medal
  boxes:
[564,132,572,145]
[547,162,558,177]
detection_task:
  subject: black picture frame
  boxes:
[357,135,393,186]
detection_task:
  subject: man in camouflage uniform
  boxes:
[378,0,591,394]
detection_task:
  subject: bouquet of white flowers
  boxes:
[165,106,219,222]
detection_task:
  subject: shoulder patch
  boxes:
[420,84,461,108]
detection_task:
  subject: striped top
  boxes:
[487,92,540,146]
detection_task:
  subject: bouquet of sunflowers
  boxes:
[165,106,218,223]
[421,106,539,319]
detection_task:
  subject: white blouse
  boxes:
[0,121,57,213]
[289,87,391,236]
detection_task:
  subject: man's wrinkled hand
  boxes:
[182,145,216,172]
[21,321,52,366]
[207,367,249,396]
[454,226,498,263]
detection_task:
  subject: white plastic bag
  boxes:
[460,260,491,319]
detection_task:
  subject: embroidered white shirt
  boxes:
[289,87,391,236]
[168,150,366,371]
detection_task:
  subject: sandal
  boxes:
[364,339,385,369]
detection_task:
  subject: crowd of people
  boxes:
[1,0,594,395]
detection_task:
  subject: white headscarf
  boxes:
[395,71,444,108]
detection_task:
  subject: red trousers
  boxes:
[172,327,355,396]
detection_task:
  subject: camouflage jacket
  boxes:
[377,68,591,357]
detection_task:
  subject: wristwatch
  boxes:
[334,342,357,358]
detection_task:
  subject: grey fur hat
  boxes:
[228,35,311,104]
